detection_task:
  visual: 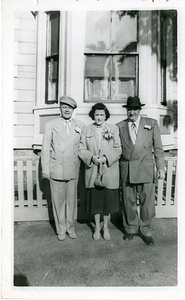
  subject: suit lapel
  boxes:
[120,120,134,151]
[134,117,148,147]
[65,119,77,148]
[54,118,68,142]
[91,124,100,153]
[130,117,148,159]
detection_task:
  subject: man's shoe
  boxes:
[68,232,77,239]
[58,233,66,241]
[142,236,154,246]
[123,233,134,241]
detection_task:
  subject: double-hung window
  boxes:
[45,11,60,104]
[84,11,138,103]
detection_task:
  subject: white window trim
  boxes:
[35,11,67,108]
[33,11,69,149]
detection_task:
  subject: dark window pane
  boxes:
[85,55,111,100]
[112,55,136,78]
[85,55,111,77]
[111,55,137,100]
[45,56,59,104]
[46,12,60,56]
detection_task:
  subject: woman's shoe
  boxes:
[93,227,101,240]
[103,227,110,240]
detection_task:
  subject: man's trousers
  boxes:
[50,178,78,235]
[121,182,155,237]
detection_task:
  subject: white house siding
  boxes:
[14,12,36,150]
[13,11,177,152]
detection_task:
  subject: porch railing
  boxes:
[14,156,178,221]
[155,156,178,218]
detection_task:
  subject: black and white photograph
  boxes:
[1,0,185,299]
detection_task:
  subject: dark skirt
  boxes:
[86,188,120,215]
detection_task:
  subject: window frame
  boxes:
[45,11,60,105]
[35,11,67,108]
[83,11,139,103]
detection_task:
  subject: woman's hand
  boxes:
[92,155,101,165]
[100,156,107,164]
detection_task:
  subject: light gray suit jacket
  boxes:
[41,117,84,180]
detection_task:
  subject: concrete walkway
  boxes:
[14,218,177,287]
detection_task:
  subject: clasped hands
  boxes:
[92,155,107,166]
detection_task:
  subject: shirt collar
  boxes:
[134,115,141,129]
[128,115,141,130]
[61,117,72,124]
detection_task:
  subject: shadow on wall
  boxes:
[14,274,29,286]
[113,10,177,81]
[162,100,178,131]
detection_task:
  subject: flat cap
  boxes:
[59,96,77,109]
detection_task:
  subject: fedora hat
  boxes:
[122,96,145,109]
[60,96,77,109]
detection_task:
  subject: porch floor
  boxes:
[14,218,177,287]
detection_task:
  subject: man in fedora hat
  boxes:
[41,96,84,241]
[116,96,165,245]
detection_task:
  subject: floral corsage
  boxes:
[102,127,114,141]
[75,126,82,134]
[144,125,152,130]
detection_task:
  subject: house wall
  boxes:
[14,12,36,150]
[13,11,178,152]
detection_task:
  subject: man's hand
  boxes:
[92,155,101,165]
[42,173,50,179]
[157,170,165,180]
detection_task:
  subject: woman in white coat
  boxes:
[78,103,122,240]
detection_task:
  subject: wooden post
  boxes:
[27,160,33,208]
[17,160,24,208]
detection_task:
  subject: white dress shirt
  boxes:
[128,116,141,144]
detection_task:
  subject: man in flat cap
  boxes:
[41,96,84,241]
[116,96,165,245]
